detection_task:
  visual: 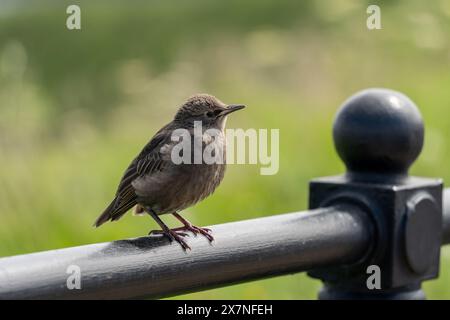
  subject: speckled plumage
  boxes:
[131,124,227,214]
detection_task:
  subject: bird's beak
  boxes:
[221,104,246,116]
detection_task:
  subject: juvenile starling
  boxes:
[94,94,245,250]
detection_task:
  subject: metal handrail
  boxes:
[1,188,449,299]
[0,204,371,299]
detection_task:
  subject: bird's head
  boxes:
[174,94,245,129]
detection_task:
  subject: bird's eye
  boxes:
[206,110,222,118]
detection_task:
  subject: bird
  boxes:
[94,94,245,250]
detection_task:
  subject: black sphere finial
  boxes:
[333,88,424,178]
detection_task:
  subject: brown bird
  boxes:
[94,94,245,250]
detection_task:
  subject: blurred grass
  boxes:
[1,0,450,299]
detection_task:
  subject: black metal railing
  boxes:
[0,88,449,300]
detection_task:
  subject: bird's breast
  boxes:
[133,130,227,214]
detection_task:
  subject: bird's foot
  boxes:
[148,229,191,250]
[171,213,214,242]
[181,224,214,242]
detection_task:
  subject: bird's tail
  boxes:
[93,198,117,227]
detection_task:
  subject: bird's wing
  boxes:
[94,123,173,227]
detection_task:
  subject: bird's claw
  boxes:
[148,229,189,237]
[148,223,213,249]
[167,230,191,250]
[184,225,214,242]
[148,229,191,250]
[151,226,213,242]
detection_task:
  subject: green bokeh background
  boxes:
[1,0,450,299]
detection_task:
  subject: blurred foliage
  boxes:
[1,0,450,299]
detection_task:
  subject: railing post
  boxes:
[307,88,443,299]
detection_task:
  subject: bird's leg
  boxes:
[172,212,214,242]
[145,208,191,250]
